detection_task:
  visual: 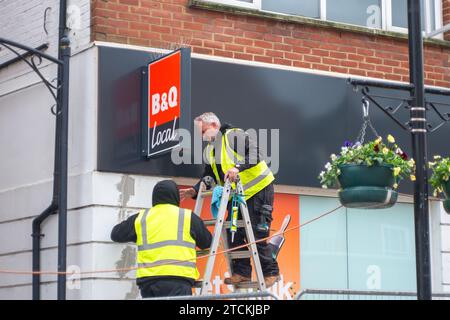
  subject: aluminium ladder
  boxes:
[194,176,267,295]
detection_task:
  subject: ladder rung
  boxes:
[224,221,245,228]
[200,189,238,199]
[200,190,213,198]
[228,251,251,259]
[204,219,245,228]
[197,249,251,259]
[204,219,216,226]
[234,281,262,289]
[195,280,262,290]
[196,249,209,256]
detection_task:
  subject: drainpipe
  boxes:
[31,0,69,300]
[57,35,70,301]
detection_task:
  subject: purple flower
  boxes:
[344,140,353,148]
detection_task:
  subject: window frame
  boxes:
[204,0,261,10]
[200,0,443,39]
[385,0,443,39]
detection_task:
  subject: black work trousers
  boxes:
[226,183,279,278]
[138,278,193,298]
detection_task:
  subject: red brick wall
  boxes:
[91,0,450,87]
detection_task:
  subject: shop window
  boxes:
[300,196,416,293]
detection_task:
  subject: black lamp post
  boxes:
[407,0,432,300]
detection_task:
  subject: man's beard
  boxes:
[203,135,215,142]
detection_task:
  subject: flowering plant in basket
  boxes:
[429,155,450,198]
[319,135,416,189]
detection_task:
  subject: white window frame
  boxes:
[204,0,260,10]
[320,0,327,20]
[202,0,443,38]
[385,0,442,38]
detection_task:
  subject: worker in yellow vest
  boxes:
[111,180,212,298]
[179,112,280,288]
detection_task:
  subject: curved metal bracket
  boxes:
[350,78,450,134]
[361,86,410,132]
[0,37,63,106]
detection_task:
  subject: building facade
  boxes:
[1,0,450,299]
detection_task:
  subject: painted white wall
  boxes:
[439,202,450,293]
[0,1,98,297]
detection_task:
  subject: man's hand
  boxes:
[179,188,197,201]
[225,167,239,183]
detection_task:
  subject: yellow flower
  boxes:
[387,134,395,143]
[382,147,389,155]
[448,167,450,172]
[375,137,382,145]
[393,167,401,176]
[393,183,399,189]
[434,155,441,160]
[433,190,438,197]
[444,175,449,182]
[410,175,416,181]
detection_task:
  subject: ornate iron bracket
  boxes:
[348,78,450,134]
[0,37,63,107]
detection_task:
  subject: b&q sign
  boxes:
[142,48,190,157]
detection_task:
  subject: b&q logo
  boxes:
[143,49,189,157]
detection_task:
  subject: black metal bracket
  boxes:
[348,78,450,134]
[0,38,63,106]
[1,36,71,300]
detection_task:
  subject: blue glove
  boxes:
[210,186,224,219]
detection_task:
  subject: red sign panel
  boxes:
[145,50,182,157]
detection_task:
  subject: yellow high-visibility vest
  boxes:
[208,128,275,200]
[134,204,199,280]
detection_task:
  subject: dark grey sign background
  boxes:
[98,46,450,194]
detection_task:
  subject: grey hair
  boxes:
[194,112,221,127]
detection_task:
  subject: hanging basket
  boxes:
[443,199,450,214]
[337,164,398,209]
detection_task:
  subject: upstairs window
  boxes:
[203,0,443,37]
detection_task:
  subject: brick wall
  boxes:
[90,0,449,87]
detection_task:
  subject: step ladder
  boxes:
[194,176,267,295]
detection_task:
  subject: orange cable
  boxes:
[0,205,343,276]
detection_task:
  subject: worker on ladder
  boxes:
[111,180,212,298]
[179,112,280,288]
